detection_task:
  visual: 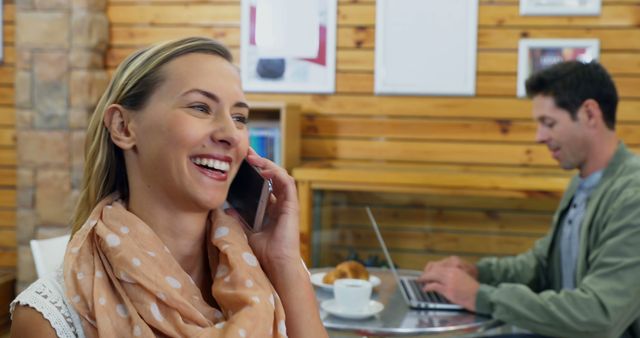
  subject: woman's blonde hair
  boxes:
[70,37,233,235]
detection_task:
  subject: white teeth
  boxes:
[191,157,230,172]
[214,160,230,171]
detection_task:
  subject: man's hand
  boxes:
[418,266,480,312]
[422,256,478,280]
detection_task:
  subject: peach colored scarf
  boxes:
[64,195,287,337]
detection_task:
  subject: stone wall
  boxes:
[14,0,108,291]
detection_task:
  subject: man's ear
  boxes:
[582,99,603,128]
[103,104,136,150]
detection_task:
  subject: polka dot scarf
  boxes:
[64,195,287,337]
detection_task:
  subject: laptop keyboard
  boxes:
[403,278,452,304]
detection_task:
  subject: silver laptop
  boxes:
[365,207,463,310]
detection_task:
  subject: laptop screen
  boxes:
[365,206,462,310]
[365,206,407,288]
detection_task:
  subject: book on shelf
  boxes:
[249,121,281,166]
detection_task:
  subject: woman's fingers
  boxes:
[245,152,298,211]
[245,149,273,170]
[242,150,299,230]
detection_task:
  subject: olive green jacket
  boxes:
[475,143,640,338]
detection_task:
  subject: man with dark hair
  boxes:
[419,61,640,338]
[525,60,618,130]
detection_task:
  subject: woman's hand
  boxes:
[231,149,301,272]
[228,149,328,338]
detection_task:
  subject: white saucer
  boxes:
[321,299,384,320]
[310,272,381,290]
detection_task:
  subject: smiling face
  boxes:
[126,52,250,212]
[532,95,590,172]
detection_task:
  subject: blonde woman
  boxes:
[10,37,328,338]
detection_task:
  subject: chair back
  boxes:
[30,234,71,277]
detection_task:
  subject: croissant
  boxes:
[322,260,370,284]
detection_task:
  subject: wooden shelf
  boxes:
[248,102,301,172]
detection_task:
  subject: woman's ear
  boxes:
[104,104,136,150]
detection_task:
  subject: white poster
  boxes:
[374,0,479,96]
[241,0,337,93]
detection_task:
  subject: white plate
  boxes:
[310,272,381,290]
[321,299,384,320]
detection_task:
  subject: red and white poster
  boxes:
[241,0,336,93]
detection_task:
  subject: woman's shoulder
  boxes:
[10,267,85,338]
[10,305,59,337]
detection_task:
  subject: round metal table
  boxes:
[312,267,502,337]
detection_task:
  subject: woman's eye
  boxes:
[190,104,210,114]
[233,115,248,124]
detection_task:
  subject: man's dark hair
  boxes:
[525,61,618,130]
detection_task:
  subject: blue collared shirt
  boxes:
[560,170,604,290]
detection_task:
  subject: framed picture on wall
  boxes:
[520,0,602,16]
[517,39,599,97]
[374,0,479,96]
[240,0,337,93]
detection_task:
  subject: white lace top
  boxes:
[10,267,85,338]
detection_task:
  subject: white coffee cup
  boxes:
[334,278,372,313]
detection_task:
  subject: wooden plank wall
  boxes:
[313,190,556,269]
[0,0,16,270]
[107,0,640,269]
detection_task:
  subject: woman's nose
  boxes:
[211,112,241,147]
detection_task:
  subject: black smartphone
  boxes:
[226,159,271,232]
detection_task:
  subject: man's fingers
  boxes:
[418,267,444,283]
[417,270,431,282]
[423,261,434,274]
[422,281,445,296]
[424,260,446,273]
